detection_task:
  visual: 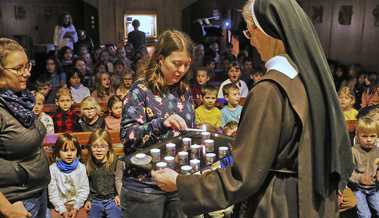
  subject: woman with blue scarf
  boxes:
[0,38,50,218]
[48,133,89,218]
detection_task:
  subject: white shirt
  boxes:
[70,84,90,104]
[48,162,89,213]
[218,79,249,98]
[53,24,78,50]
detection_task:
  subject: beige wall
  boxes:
[0,0,81,44]
[300,0,379,72]
[97,0,185,44]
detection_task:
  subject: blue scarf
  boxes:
[56,159,79,174]
[0,89,35,128]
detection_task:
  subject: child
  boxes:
[247,69,264,90]
[105,95,122,132]
[67,67,91,104]
[221,84,242,127]
[51,87,79,133]
[35,79,56,104]
[195,85,221,131]
[84,129,122,218]
[44,56,66,89]
[91,72,114,104]
[192,67,210,107]
[74,57,95,90]
[116,70,134,100]
[111,60,126,90]
[48,133,89,218]
[338,86,358,121]
[75,96,105,132]
[349,117,379,218]
[32,92,54,134]
[223,121,238,137]
[218,61,249,99]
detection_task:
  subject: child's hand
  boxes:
[68,208,78,218]
[337,190,343,207]
[84,201,91,211]
[62,211,70,218]
[360,172,373,185]
[114,195,121,207]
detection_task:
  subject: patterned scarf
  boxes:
[56,159,79,174]
[0,89,35,128]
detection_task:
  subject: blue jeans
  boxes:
[354,187,379,218]
[88,198,121,218]
[121,186,187,218]
[22,189,47,218]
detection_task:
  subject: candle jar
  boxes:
[150,148,161,163]
[164,156,175,169]
[178,151,189,166]
[190,159,201,173]
[182,137,192,151]
[190,144,201,159]
[165,143,176,156]
[181,165,192,175]
[156,162,167,170]
[204,139,215,153]
[218,146,229,159]
[205,153,216,165]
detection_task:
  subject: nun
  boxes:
[152,0,354,217]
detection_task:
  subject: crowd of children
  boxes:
[333,61,379,218]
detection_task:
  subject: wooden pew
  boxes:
[43,131,124,162]
[43,102,108,114]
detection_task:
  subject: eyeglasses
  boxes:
[3,61,32,75]
[91,144,108,150]
[243,29,252,39]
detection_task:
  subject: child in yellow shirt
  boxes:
[195,85,221,131]
[338,86,358,121]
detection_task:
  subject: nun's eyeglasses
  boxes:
[243,30,252,39]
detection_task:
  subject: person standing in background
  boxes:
[127,19,146,51]
[54,12,78,50]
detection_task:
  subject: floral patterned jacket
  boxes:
[120,80,195,155]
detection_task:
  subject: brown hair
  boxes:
[86,129,115,174]
[55,87,72,101]
[139,30,193,96]
[52,133,81,160]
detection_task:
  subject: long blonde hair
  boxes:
[140,30,193,96]
[86,129,115,174]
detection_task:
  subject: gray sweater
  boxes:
[0,101,50,202]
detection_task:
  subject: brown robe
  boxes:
[177,68,338,218]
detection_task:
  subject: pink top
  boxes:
[105,115,121,132]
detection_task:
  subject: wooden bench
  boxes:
[43,102,108,114]
[43,131,124,162]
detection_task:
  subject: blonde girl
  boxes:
[84,129,121,218]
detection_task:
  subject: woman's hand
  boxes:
[1,201,31,218]
[151,168,179,192]
[114,195,121,207]
[163,114,188,131]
